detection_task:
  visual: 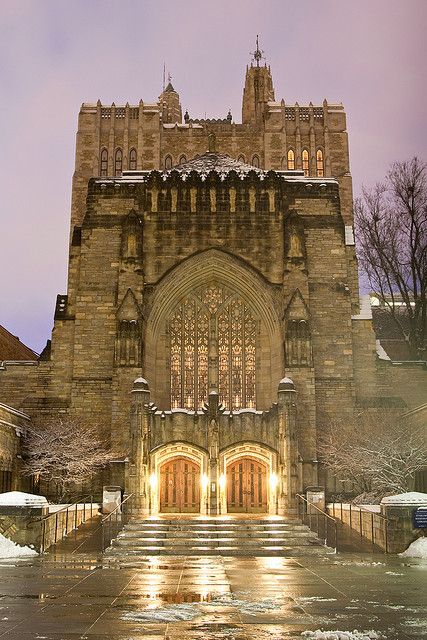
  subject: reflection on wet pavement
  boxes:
[0,551,425,638]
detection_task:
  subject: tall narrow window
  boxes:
[287,149,295,170]
[164,155,173,170]
[252,154,260,168]
[129,148,137,170]
[237,154,245,163]
[179,155,187,164]
[114,148,123,176]
[316,149,324,177]
[169,283,257,411]
[302,149,309,176]
[100,148,108,176]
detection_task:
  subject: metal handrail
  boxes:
[101,493,134,552]
[296,493,336,522]
[39,495,95,553]
[329,501,391,553]
[296,493,338,550]
[101,492,134,523]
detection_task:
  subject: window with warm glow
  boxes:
[316,149,324,177]
[287,149,295,170]
[302,149,309,176]
[170,283,257,411]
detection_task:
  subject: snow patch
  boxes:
[375,340,390,361]
[399,537,427,558]
[381,492,427,505]
[0,533,38,558]
[0,491,48,507]
[123,603,198,622]
[301,631,385,639]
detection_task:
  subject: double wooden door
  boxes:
[160,457,200,513]
[227,457,267,513]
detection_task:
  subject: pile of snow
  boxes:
[0,533,38,558]
[0,492,48,507]
[381,492,427,506]
[301,631,385,639]
[399,537,427,558]
[123,603,198,622]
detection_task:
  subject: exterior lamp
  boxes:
[269,472,278,492]
[149,472,157,489]
[219,473,226,491]
[201,473,209,490]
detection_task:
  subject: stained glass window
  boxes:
[316,149,324,177]
[100,148,108,176]
[169,284,257,410]
[129,148,137,170]
[302,149,309,176]
[287,149,295,170]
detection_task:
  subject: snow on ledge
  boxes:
[381,492,427,506]
[345,225,355,246]
[399,537,427,559]
[0,492,48,507]
[279,377,294,384]
[301,631,385,639]
[375,339,391,361]
[0,533,38,558]
[351,295,372,320]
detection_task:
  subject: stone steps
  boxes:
[105,516,331,557]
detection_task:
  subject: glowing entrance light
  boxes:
[269,472,278,491]
[149,472,157,489]
[201,473,209,490]
[219,473,226,491]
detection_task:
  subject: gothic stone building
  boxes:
[0,58,389,514]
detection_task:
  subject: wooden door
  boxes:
[227,457,267,513]
[160,457,200,513]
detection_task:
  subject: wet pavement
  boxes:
[0,523,426,639]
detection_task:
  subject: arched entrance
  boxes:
[160,457,200,513]
[226,456,268,513]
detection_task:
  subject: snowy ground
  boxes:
[0,533,37,558]
[399,536,427,558]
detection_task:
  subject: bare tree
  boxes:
[355,157,427,359]
[22,416,115,501]
[318,410,427,501]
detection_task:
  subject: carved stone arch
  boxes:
[115,289,143,367]
[121,210,143,260]
[284,289,312,367]
[284,210,307,271]
[144,249,282,411]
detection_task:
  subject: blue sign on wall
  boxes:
[413,508,427,529]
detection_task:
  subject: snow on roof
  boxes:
[280,377,294,384]
[381,492,427,505]
[0,492,48,507]
[134,377,148,384]
[375,339,391,361]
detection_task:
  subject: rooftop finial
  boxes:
[251,35,264,67]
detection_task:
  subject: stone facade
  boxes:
[1,56,424,512]
[0,403,30,492]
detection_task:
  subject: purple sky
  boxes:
[1,0,426,354]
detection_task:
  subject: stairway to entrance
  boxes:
[105,515,332,557]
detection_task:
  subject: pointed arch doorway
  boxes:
[226,457,268,513]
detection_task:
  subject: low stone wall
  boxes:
[0,503,100,553]
[327,503,420,553]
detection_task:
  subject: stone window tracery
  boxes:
[169,283,257,410]
[316,149,324,177]
[164,155,173,170]
[302,149,309,176]
[129,148,137,170]
[114,148,123,176]
[285,319,312,366]
[100,148,108,176]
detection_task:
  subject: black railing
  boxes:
[101,493,135,551]
[40,495,95,553]
[296,493,338,551]
[329,502,391,553]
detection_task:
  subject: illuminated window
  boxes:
[114,148,123,176]
[164,155,173,170]
[129,148,137,170]
[169,283,257,411]
[302,149,309,176]
[316,149,324,177]
[287,149,295,170]
[100,148,108,176]
[252,154,260,168]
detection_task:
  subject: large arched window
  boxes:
[114,148,123,176]
[316,149,324,177]
[129,148,137,170]
[302,149,309,176]
[170,283,257,411]
[100,148,108,176]
[287,149,295,170]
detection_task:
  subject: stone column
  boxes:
[277,377,299,515]
[206,391,221,515]
[129,377,151,513]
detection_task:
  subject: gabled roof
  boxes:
[0,325,38,361]
[164,82,175,93]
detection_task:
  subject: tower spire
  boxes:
[251,35,264,67]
